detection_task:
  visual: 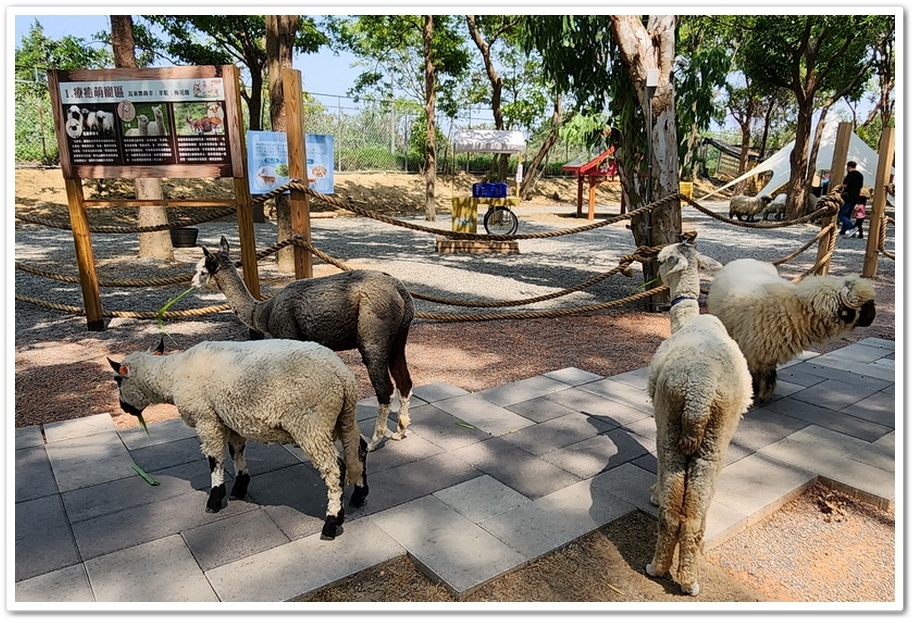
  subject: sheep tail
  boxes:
[678,396,713,456]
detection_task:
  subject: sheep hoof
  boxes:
[229,473,250,500]
[206,484,226,513]
[682,581,700,596]
[350,484,369,508]
[321,512,345,540]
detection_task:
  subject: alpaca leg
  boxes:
[646,450,686,579]
[388,328,414,440]
[227,431,250,500]
[360,347,395,451]
[677,456,718,596]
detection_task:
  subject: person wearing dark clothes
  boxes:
[839,161,864,238]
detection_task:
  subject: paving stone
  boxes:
[45,430,136,492]
[714,453,816,527]
[479,468,637,560]
[857,337,895,350]
[840,390,896,427]
[848,432,895,473]
[15,445,58,503]
[128,436,203,473]
[15,495,80,582]
[577,377,655,415]
[431,393,536,436]
[434,474,531,523]
[43,413,115,443]
[118,417,197,450]
[411,381,469,403]
[726,406,809,466]
[815,357,894,382]
[372,495,528,596]
[787,361,893,391]
[450,436,580,499]
[504,396,577,424]
[246,463,336,541]
[391,403,490,451]
[85,535,217,602]
[606,367,649,390]
[361,431,446,475]
[474,375,571,406]
[540,427,650,479]
[14,564,93,603]
[15,425,44,450]
[542,367,604,386]
[765,397,892,442]
[589,462,658,517]
[815,343,899,365]
[501,411,616,456]
[206,517,404,602]
[182,508,291,570]
[544,386,648,426]
[756,425,871,483]
[792,378,892,412]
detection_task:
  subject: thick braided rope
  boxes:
[14,293,231,319]
[879,216,894,260]
[15,206,239,233]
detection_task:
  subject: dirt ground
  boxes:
[12,167,897,606]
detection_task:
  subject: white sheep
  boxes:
[193,236,415,452]
[728,194,772,222]
[707,258,876,403]
[108,337,369,540]
[643,238,753,597]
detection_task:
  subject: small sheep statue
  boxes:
[193,236,415,452]
[643,238,753,597]
[728,194,772,222]
[109,338,369,540]
[707,258,876,403]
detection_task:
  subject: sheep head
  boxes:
[192,236,234,290]
[837,276,877,327]
[108,338,165,433]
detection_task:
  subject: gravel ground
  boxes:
[12,197,898,604]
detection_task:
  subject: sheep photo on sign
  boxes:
[707,259,876,404]
[643,238,753,597]
[192,236,416,451]
[109,338,369,540]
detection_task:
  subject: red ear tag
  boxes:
[119,364,129,376]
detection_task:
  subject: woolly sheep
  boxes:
[109,338,369,540]
[707,258,876,403]
[728,194,772,222]
[762,193,819,220]
[644,239,753,596]
[193,236,415,452]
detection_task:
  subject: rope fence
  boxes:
[15,180,892,324]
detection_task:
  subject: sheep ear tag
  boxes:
[838,306,856,323]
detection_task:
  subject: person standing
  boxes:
[839,161,864,238]
[853,201,867,238]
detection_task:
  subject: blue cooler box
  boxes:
[472,182,508,198]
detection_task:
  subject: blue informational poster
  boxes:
[246,131,334,195]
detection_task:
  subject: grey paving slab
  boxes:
[544,386,648,426]
[501,410,616,456]
[118,417,198,450]
[714,453,817,527]
[15,445,58,503]
[15,495,80,582]
[15,425,44,450]
[62,460,206,524]
[791,378,892,412]
[702,499,755,550]
[372,495,528,596]
[182,508,291,571]
[765,397,892,442]
[43,412,115,443]
[246,463,337,541]
[432,393,536,436]
[814,343,899,366]
[474,375,572,406]
[479,467,638,560]
[540,427,651,479]
[841,390,897,427]
[857,337,896,350]
[45,430,136,492]
[588,462,659,517]
[848,432,895,473]
[411,381,470,403]
[503,396,577,424]
[360,430,445,475]
[608,367,649,390]
[206,516,404,602]
[450,436,580,499]
[433,474,531,523]
[392,403,490,451]
[775,366,832,390]
[542,366,604,386]
[815,356,896,382]
[787,361,894,391]
[14,564,94,603]
[128,436,203,473]
[85,535,218,602]
[72,488,259,560]
[577,377,655,415]
[725,406,810,466]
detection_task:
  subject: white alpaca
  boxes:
[146,105,166,136]
[644,239,753,596]
[124,114,149,137]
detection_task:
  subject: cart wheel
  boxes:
[484,206,518,236]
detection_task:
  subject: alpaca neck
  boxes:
[668,297,699,333]
[216,265,267,332]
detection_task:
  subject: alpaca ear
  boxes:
[220,236,230,255]
[698,254,723,272]
[153,337,165,356]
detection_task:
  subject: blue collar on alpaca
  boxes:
[668,295,698,308]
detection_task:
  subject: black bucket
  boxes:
[170,227,199,248]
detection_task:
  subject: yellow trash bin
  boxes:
[679,181,694,206]
[451,197,478,233]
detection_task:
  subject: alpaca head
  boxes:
[192,236,235,290]
[656,238,722,300]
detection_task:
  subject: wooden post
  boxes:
[863,126,894,278]
[282,68,312,279]
[222,64,260,301]
[64,179,104,330]
[576,175,584,218]
[814,122,853,276]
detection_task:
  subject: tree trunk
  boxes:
[111,15,173,261]
[610,15,680,311]
[784,100,814,220]
[466,15,508,180]
[519,95,564,199]
[266,15,300,271]
[422,16,437,221]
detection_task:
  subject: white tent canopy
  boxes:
[698,128,894,205]
[452,129,526,154]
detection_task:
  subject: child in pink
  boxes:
[853,202,867,238]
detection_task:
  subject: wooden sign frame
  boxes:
[47,64,259,330]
